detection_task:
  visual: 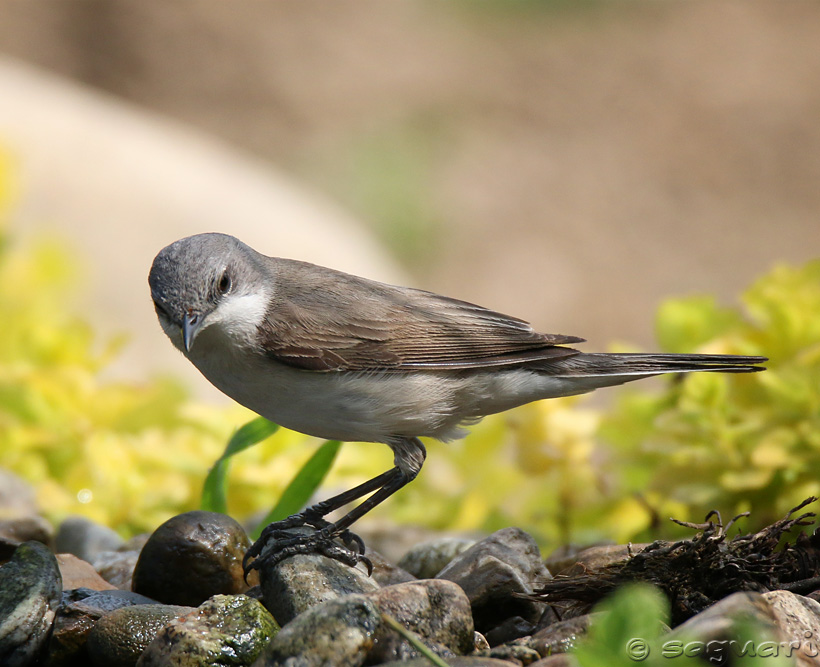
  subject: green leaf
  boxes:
[573,583,670,667]
[252,439,341,539]
[201,417,280,513]
[655,295,743,353]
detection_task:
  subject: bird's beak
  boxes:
[182,311,203,353]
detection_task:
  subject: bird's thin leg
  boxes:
[244,437,426,575]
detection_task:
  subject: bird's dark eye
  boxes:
[218,271,231,295]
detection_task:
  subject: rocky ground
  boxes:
[3,469,820,666]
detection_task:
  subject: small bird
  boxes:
[148,233,766,574]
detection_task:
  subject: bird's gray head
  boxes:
[148,233,269,354]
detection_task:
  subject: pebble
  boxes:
[132,510,252,606]
[56,553,116,591]
[137,594,277,666]
[85,602,194,667]
[527,614,593,657]
[398,536,477,579]
[436,527,550,633]
[47,588,157,666]
[0,516,55,550]
[258,593,381,666]
[258,550,379,626]
[93,550,140,590]
[0,541,62,666]
[365,579,475,663]
[367,548,416,587]
[55,516,124,563]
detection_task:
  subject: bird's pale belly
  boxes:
[188,344,584,444]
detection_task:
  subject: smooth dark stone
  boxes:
[132,510,251,606]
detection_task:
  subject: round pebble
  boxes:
[132,511,252,606]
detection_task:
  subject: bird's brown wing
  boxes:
[256,259,583,372]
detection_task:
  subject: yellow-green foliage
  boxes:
[601,262,820,540]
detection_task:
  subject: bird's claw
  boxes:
[243,520,372,578]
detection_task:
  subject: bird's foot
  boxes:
[243,513,371,577]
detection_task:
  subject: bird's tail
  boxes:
[533,352,767,394]
[557,352,767,377]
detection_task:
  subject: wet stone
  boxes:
[436,527,550,632]
[132,510,252,606]
[55,516,124,563]
[398,536,477,579]
[137,594,277,667]
[258,593,381,667]
[86,602,194,667]
[259,551,379,626]
[0,541,63,666]
[365,579,475,663]
[527,614,594,657]
[47,589,157,667]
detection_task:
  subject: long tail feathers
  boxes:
[554,352,767,378]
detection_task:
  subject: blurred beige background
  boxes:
[0,0,818,397]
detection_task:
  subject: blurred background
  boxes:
[1,1,819,546]
[1,0,818,394]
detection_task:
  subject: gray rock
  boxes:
[259,552,379,626]
[47,589,157,666]
[0,541,62,666]
[528,614,593,657]
[365,579,475,663]
[55,516,124,563]
[86,602,194,667]
[119,533,151,553]
[137,594,277,667]
[398,536,477,579]
[367,548,416,587]
[0,516,54,549]
[667,591,820,667]
[666,592,783,665]
[436,527,550,632]
[258,594,381,666]
[763,590,820,667]
[93,550,140,590]
[132,511,252,606]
